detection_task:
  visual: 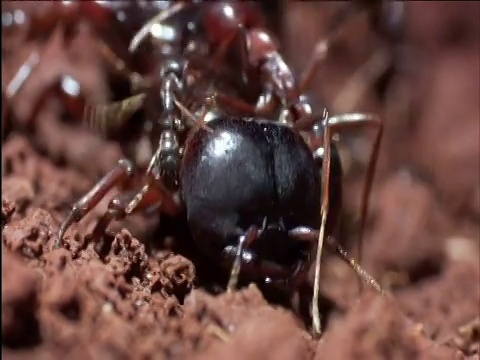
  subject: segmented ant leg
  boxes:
[325,113,383,292]
[90,182,176,253]
[148,129,182,192]
[223,28,291,121]
[296,112,383,298]
[56,159,135,248]
[5,50,41,99]
[226,226,259,293]
[288,227,384,294]
[128,2,188,53]
[84,93,147,135]
[298,111,383,301]
[126,127,184,214]
[90,189,144,250]
[327,236,384,294]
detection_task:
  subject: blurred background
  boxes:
[2,1,479,358]
[283,2,479,348]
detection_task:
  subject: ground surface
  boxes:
[2,2,479,360]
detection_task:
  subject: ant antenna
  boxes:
[294,112,384,336]
[296,2,389,299]
[173,97,214,132]
[312,109,332,337]
[298,2,366,94]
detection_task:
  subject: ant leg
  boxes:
[56,159,135,248]
[221,25,295,121]
[327,236,384,294]
[127,132,184,217]
[325,113,383,285]
[294,112,383,295]
[145,129,181,192]
[225,226,259,293]
[128,2,188,53]
[89,182,178,250]
[288,227,384,294]
[311,111,333,337]
[5,50,41,99]
[90,189,141,246]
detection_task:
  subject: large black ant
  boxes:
[54,1,402,336]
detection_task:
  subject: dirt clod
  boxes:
[316,293,460,360]
[2,2,479,359]
[2,250,40,348]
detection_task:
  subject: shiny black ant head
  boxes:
[180,115,343,286]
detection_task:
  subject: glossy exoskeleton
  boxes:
[55,1,390,337]
[77,0,296,191]
[181,117,340,288]
[56,109,384,338]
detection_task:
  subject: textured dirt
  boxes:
[2,2,479,360]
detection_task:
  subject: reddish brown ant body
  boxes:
[1,1,169,125]
[122,0,313,125]
[52,1,403,336]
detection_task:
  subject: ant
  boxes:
[1,1,284,124]
[54,1,398,337]
[1,1,167,126]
